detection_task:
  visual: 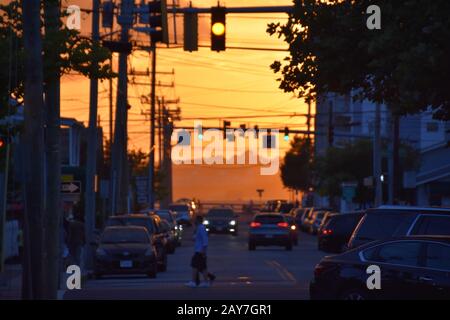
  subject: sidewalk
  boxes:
[0,263,22,300]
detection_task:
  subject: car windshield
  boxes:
[169,205,189,212]
[255,215,284,224]
[207,209,234,218]
[156,211,172,221]
[101,229,149,244]
[106,218,154,234]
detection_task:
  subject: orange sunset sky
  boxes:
[57,1,311,202]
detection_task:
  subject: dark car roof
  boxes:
[103,225,148,232]
[371,206,450,213]
[330,212,364,219]
[111,214,155,219]
[352,235,450,251]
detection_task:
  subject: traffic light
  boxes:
[184,11,198,52]
[0,137,5,149]
[102,1,114,29]
[254,125,259,138]
[223,120,231,140]
[211,6,226,52]
[195,124,203,140]
[148,0,169,44]
[284,127,290,141]
[263,130,276,149]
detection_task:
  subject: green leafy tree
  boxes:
[280,137,314,193]
[268,0,450,120]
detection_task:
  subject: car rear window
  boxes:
[411,215,450,236]
[255,215,284,224]
[331,214,363,233]
[106,218,154,234]
[354,213,411,242]
[101,229,149,244]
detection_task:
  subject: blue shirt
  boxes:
[194,224,208,253]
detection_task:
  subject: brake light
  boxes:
[322,229,333,235]
[277,222,289,228]
[250,222,261,228]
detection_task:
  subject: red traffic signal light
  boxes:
[211,6,226,52]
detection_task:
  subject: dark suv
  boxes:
[105,215,168,272]
[348,206,450,250]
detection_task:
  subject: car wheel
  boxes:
[340,289,367,301]
[232,231,238,237]
[248,243,256,251]
[294,238,299,246]
[285,243,293,251]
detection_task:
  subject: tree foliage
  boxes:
[268,0,450,120]
[280,137,314,192]
[0,0,115,112]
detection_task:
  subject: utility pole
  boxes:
[307,100,312,141]
[84,0,100,272]
[111,0,134,215]
[149,41,157,210]
[43,0,62,300]
[373,103,382,207]
[22,0,46,299]
[387,112,401,205]
[328,101,334,147]
[161,106,174,208]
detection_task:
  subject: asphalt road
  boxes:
[64,215,326,300]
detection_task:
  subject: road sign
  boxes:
[61,181,81,194]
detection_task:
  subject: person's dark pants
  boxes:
[68,245,82,266]
[191,252,215,284]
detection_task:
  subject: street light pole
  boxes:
[149,41,157,209]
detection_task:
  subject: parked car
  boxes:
[155,209,182,246]
[284,215,299,245]
[94,226,158,279]
[169,203,193,226]
[306,210,328,235]
[276,202,295,214]
[204,207,238,236]
[105,215,168,272]
[317,212,339,235]
[248,214,292,251]
[310,236,450,300]
[158,219,178,254]
[348,206,450,250]
[293,208,312,230]
[261,200,287,213]
[301,208,332,232]
[318,212,365,253]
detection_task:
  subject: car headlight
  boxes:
[96,248,107,257]
[203,220,209,225]
[229,220,236,226]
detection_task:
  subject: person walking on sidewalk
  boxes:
[185,215,216,288]
[67,212,85,266]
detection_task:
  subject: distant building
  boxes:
[314,93,450,208]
